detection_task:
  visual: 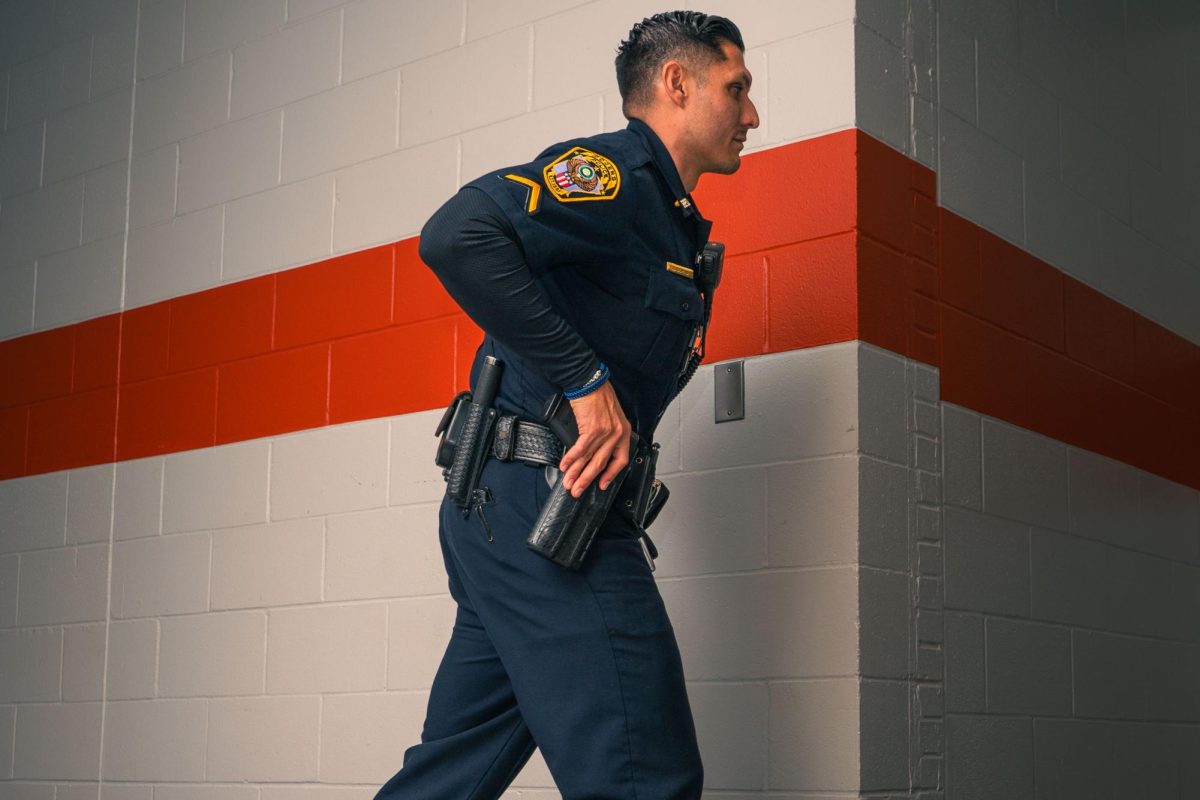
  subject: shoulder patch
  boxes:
[542,146,621,203]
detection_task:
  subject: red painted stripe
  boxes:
[0,130,1196,492]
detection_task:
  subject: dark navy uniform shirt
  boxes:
[421,118,713,441]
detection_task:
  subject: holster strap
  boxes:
[492,415,564,467]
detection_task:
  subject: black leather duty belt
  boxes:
[491,414,564,467]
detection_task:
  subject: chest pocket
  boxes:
[644,263,704,322]
[634,263,704,377]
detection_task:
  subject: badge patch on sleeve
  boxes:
[542,147,621,202]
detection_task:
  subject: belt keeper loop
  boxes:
[493,415,516,461]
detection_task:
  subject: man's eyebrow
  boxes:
[730,69,753,89]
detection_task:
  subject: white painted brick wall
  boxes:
[81,160,130,244]
[222,173,334,281]
[176,110,282,214]
[125,206,223,306]
[33,235,124,328]
[42,88,131,185]
[162,440,269,533]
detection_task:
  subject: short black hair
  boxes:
[615,11,745,114]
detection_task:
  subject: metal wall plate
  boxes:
[714,360,744,423]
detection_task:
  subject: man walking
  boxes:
[374,11,758,798]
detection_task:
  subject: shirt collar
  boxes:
[626,117,707,224]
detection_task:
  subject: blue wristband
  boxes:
[563,362,609,400]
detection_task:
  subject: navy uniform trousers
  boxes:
[372,456,703,799]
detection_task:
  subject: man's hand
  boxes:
[559,382,632,498]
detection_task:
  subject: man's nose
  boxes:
[744,98,760,129]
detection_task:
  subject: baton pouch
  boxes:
[445,401,498,508]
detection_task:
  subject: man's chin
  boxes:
[717,156,742,175]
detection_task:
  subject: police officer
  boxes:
[373,11,759,799]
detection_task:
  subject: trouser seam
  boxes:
[464,714,527,800]
[582,570,640,800]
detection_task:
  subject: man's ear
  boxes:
[661,59,687,108]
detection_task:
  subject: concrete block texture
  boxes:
[269,419,389,519]
[177,109,282,213]
[854,23,909,155]
[105,619,158,700]
[17,544,109,626]
[211,517,324,609]
[650,466,768,577]
[767,456,858,568]
[321,691,427,784]
[0,628,62,703]
[0,556,18,629]
[938,110,1024,246]
[325,504,446,600]
[980,418,1068,532]
[12,702,103,780]
[343,0,463,83]
[687,682,768,790]
[386,596,455,690]
[125,206,223,307]
[113,456,163,540]
[0,123,47,200]
[679,345,859,471]
[82,160,130,245]
[332,136,458,249]
[984,617,1072,715]
[128,143,178,230]
[33,235,124,328]
[223,172,334,281]
[768,679,860,791]
[281,71,399,183]
[1029,526,1106,628]
[133,51,231,154]
[207,696,321,781]
[945,714,1033,800]
[0,176,84,268]
[943,506,1030,616]
[42,87,131,185]
[401,26,530,148]
[159,610,267,697]
[231,11,340,120]
[91,24,137,99]
[858,344,907,465]
[111,532,210,618]
[388,410,452,505]
[184,0,287,62]
[860,566,909,681]
[62,622,106,702]
[102,699,206,781]
[4,39,92,129]
[765,23,856,143]
[266,602,387,694]
[0,468,72,548]
[660,568,859,681]
[0,262,35,339]
[162,439,269,532]
[944,611,984,714]
[135,0,184,80]
[859,679,910,792]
